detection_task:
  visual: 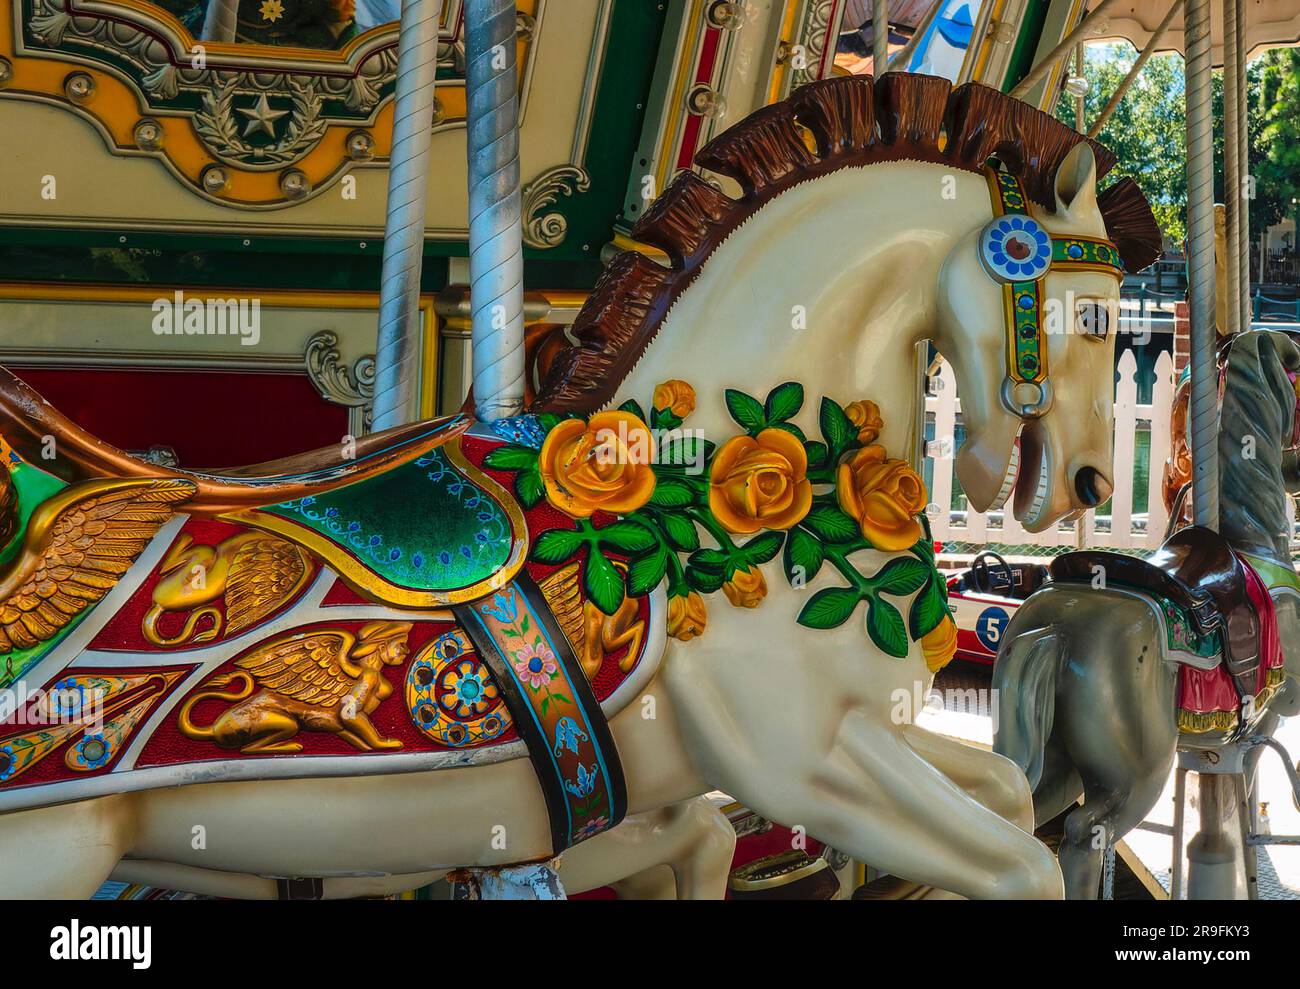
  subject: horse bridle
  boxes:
[979,165,1125,419]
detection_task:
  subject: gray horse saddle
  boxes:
[1051,527,1261,703]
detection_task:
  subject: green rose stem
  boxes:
[821,539,877,597]
[687,507,743,560]
[629,509,691,598]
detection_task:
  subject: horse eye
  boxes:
[1076,302,1109,340]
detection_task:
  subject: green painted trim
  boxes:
[1239,551,1300,593]
[527,0,671,261]
[1002,0,1055,92]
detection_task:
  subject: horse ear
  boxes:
[1053,143,1098,217]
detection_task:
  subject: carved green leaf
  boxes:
[597,520,658,554]
[685,564,725,594]
[627,546,670,596]
[764,382,804,424]
[739,531,784,566]
[909,578,950,640]
[514,468,544,509]
[531,529,584,565]
[660,435,712,468]
[725,389,767,433]
[584,550,626,616]
[866,598,909,658]
[687,548,728,573]
[618,399,647,421]
[648,478,696,508]
[783,526,824,585]
[797,587,862,629]
[483,445,539,471]
[819,396,856,455]
[803,505,859,544]
[658,512,700,552]
[874,557,932,597]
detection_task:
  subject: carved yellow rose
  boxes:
[844,400,884,444]
[709,429,812,534]
[837,445,928,551]
[653,379,697,419]
[667,592,708,641]
[539,411,657,518]
[722,564,767,608]
[921,615,958,673]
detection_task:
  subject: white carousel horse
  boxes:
[104,795,738,900]
[0,74,1159,898]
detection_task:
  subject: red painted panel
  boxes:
[10,367,349,469]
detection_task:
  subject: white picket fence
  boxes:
[925,349,1176,551]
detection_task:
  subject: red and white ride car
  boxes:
[944,552,1051,665]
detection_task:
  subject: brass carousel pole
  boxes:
[371,0,442,431]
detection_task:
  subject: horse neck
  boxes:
[615,163,988,453]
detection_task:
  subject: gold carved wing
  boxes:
[0,478,195,653]
[235,631,358,707]
[224,536,312,636]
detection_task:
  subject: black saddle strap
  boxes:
[455,573,627,855]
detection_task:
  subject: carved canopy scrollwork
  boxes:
[3,0,546,208]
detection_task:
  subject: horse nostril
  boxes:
[1074,467,1111,507]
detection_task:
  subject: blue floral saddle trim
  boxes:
[455,575,627,853]
[229,438,528,607]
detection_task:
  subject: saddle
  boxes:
[0,366,469,514]
[1050,526,1261,705]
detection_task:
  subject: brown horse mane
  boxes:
[532,72,1162,414]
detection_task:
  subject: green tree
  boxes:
[1056,44,1300,247]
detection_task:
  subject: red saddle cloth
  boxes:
[1177,554,1284,734]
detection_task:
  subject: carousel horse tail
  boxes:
[992,626,1064,791]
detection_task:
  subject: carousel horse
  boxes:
[993,328,1300,898]
[0,74,1159,899]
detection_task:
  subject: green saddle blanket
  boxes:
[230,439,527,607]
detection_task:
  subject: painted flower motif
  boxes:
[73,733,112,770]
[0,743,16,781]
[722,565,767,609]
[837,445,928,551]
[844,400,884,444]
[513,641,558,690]
[983,215,1052,281]
[538,411,657,518]
[709,429,812,534]
[667,592,707,642]
[920,616,959,674]
[481,586,520,624]
[572,816,611,841]
[653,379,697,419]
[441,660,497,717]
[49,678,86,719]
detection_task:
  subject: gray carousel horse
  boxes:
[993,328,1300,898]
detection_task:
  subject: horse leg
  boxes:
[1056,696,1175,899]
[561,796,736,900]
[0,794,135,898]
[900,723,1036,832]
[1030,730,1084,828]
[741,709,1062,899]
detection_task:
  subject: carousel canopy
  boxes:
[1101,0,1300,64]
